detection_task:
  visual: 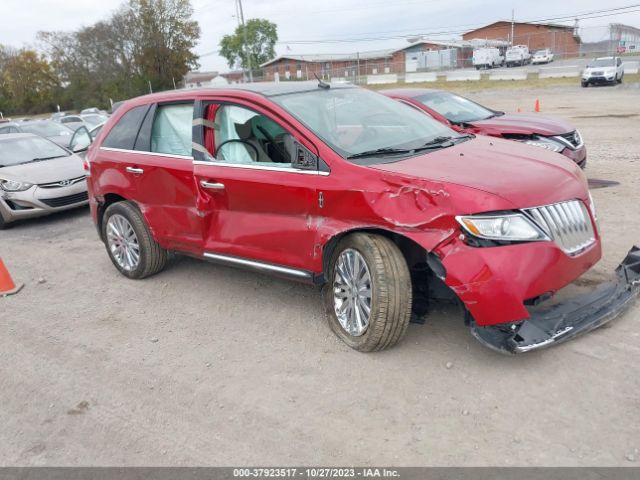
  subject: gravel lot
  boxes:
[1,82,639,466]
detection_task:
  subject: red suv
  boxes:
[382,88,588,168]
[86,83,639,354]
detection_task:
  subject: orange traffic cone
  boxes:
[534,99,541,112]
[0,258,23,297]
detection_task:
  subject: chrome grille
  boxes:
[526,200,595,255]
[554,130,582,149]
[38,175,86,189]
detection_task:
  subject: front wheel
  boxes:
[581,81,588,88]
[102,201,167,279]
[325,233,412,352]
[617,73,623,84]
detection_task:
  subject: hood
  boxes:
[0,154,85,185]
[584,66,616,73]
[370,135,587,209]
[470,112,575,136]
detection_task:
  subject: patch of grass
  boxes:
[367,73,640,94]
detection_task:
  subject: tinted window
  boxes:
[151,103,193,156]
[102,105,149,150]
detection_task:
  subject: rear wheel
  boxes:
[325,233,412,352]
[102,201,167,279]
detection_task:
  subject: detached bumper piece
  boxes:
[471,246,640,354]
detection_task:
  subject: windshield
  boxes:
[588,58,615,67]
[271,87,458,164]
[534,50,547,55]
[415,91,496,123]
[82,114,107,127]
[21,121,73,137]
[0,136,70,167]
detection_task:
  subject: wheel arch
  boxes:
[97,193,135,241]
[320,227,435,283]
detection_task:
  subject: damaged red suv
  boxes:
[382,88,588,168]
[86,82,639,354]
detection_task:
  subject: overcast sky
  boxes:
[3,0,639,72]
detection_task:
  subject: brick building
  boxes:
[462,21,581,58]
[259,40,484,81]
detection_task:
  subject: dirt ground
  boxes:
[1,82,639,467]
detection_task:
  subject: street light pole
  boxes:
[237,0,253,82]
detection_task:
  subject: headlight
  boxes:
[456,213,548,242]
[0,179,34,192]
[523,136,564,153]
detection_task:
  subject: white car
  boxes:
[505,45,531,67]
[532,49,554,64]
[581,57,624,87]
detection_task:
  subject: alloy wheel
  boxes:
[106,214,140,271]
[333,248,372,337]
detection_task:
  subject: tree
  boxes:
[219,19,278,71]
[38,0,200,110]
[0,46,58,114]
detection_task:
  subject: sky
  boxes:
[2,0,639,72]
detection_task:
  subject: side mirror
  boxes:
[70,126,92,152]
[292,142,319,170]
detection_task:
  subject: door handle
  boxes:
[200,180,225,190]
[126,167,144,175]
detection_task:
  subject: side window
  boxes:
[102,105,149,150]
[617,58,622,66]
[213,105,294,167]
[151,103,194,157]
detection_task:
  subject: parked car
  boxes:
[81,113,109,129]
[0,119,76,147]
[81,107,107,115]
[531,48,554,64]
[505,45,531,67]
[86,82,638,354]
[50,111,67,121]
[57,114,85,130]
[382,88,587,168]
[581,57,624,87]
[472,48,504,70]
[0,132,91,228]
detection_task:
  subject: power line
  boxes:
[275,5,640,45]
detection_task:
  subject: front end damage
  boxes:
[470,246,640,354]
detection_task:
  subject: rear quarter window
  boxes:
[102,105,150,150]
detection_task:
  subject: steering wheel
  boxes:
[216,139,260,162]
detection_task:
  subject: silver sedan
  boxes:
[0,133,89,228]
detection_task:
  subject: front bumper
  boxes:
[0,181,88,224]
[583,75,616,84]
[470,246,640,353]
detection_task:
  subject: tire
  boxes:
[325,233,412,352]
[581,81,588,88]
[101,201,167,279]
[0,213,8,230]
[617,73,623,84]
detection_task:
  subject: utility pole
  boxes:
[511,9,515,46]
[237,0,253,82]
